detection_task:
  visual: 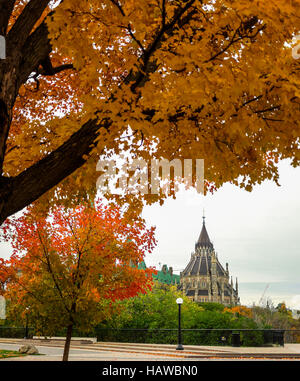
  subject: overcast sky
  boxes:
[1,159,299,309]
[142,159,300,309]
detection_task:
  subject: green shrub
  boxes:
[92,283,264,346]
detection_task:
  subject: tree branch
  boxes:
[0,17,53,174]
[129,0,197,92]
[7,0,50,49]
[17,20,52,89]
[0,0,16,35]
[0,117,109,225]
[39,56,74,76]
[36,226,71,314]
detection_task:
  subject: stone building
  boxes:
[180,217,239,305]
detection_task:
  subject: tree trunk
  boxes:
[62,323,73,362]
[0,117,102,226]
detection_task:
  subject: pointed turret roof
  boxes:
[196,216,213,249]
[181,216,229,277]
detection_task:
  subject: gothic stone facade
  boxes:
[180,219,239,306]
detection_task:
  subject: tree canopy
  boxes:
[0,200,156,360]
[0,0,300,223]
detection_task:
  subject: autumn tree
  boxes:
[223,305,253,319]
[0,200,156,361]
[276,302,292,315]
[251,303,300,342]
[0,0,300,224]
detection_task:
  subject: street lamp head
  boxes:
[176,298,183,305]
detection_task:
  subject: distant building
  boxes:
[138,261,180,286]
[153,264,180,286]
[180,217,239,305]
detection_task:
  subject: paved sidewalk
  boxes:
[1,339,300,361]
[0,342,174,361]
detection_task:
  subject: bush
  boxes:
[92,283,264,346]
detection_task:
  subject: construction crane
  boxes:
[258,284,269,306]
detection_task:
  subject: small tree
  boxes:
[0,200,156,360]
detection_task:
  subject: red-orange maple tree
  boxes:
[0,200,156,361]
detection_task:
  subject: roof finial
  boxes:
[196,210,213,250]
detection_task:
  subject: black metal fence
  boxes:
[93,328,297,347]
[0,326,34,339]
[1,327,299,347]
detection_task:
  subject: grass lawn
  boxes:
[0,350,27,359]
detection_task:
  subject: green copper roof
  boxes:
[138,261,180,285]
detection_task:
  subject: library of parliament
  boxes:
[180,217,239,306]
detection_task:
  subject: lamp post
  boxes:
[24,307,29,339]
[176,297,184,350]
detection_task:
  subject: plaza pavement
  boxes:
[0,339,300,361]
[0,342,170,361]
